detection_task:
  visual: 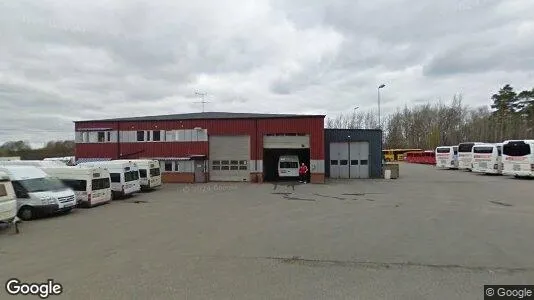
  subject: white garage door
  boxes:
[263,135,310,148]
[209,136,250,181]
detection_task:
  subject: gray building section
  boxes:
[325,129,383,179]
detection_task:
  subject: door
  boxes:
[349,142,360,179]
[209,136,250,181]
[358,142,370,178]
[194,161,206,183]
[349,142,370,179]
[329,143,339,178]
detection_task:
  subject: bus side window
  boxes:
[11,181,28,198]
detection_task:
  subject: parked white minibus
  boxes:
[457,142,485,171]
[278,155,300,177]
[113,159,162,190]
[435,146,458,169]
[0,171,17,224]
[0,166,77,220]
[471,143,503,174]
[502,140,534,178]
[76,161,141,198]
[43,167,112,207]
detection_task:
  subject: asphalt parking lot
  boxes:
[1,163,534,300]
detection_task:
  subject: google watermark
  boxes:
[5,278,63,299]
[180,184,239,194]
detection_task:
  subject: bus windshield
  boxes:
[436,148,450,153]
[473,146,493,154]
[503,141,531,156]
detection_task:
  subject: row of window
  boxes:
[76,129,208,143]
[211,160,248,171]
[330,160,369,166]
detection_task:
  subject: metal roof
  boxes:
[75,112,326,123]
[75,158,112,165]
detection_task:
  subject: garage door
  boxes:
[209,136,250,181]
[329,142,349,179]
[263,135,310,148]
[349,141,370,179]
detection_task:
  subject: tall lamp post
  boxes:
[378,84,386,129]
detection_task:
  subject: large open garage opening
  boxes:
[263,149,310,182]
[262,134,311,182]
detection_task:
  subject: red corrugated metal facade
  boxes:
[75,117,325,160]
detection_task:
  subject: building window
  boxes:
[107,132,111,142]
[238,166,247,170]
[360,160,368,165]
[83,132,89,143]
[212,166,220,170]
[137,131,144,141]
[146,131,151,141]
[239,160,247,165]
[340,160,348,165]
[330,160,338,165]
[97,132,105,142]
[350,160,358,165]
[153,130,161,141]
[164,162,173,172]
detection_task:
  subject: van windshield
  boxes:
[436,148,450,153]
[17,177,67,193]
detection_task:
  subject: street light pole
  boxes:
[377,84,386,129]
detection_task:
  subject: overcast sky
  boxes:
[1,0,533,147]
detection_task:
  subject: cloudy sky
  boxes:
[1,0,533,147]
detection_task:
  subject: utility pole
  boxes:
[194,91,209,113]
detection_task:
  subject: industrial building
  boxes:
[325,129,383,179]
[74,112,326,183]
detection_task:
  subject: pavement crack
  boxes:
[313,193,347,200]
[489,201,513,207]
[282,195,316,202]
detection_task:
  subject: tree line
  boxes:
[0,140,75,160]
[326,84,534,149]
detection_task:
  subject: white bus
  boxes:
[113,159,162,190]
[43,167,112,207]
[76,161,140,198]
[457,142,485,171]
[0,171,17,224]
[435,146,458,169]
[278,155,300,177]
[471,143,503,174]
[0,166,77,220]
[502,140,534,178]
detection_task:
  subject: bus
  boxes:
[383,149,423,162]
[113,159,162,190]
[435,146,458,169]
[457,142,485,171]
[471,143,503,175]
[502,140,534,178]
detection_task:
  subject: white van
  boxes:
[42,167,112,207]
[0,171,17,224]
[76,161,140,199]
[278,155,300,177]
[0,166,77,220]
[114,159,162,190]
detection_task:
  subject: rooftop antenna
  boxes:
[194,91,209,113]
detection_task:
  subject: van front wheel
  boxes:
[18,206,34,221]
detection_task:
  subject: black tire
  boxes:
[18,206,34,221]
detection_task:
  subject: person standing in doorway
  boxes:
[299,162,309,183]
